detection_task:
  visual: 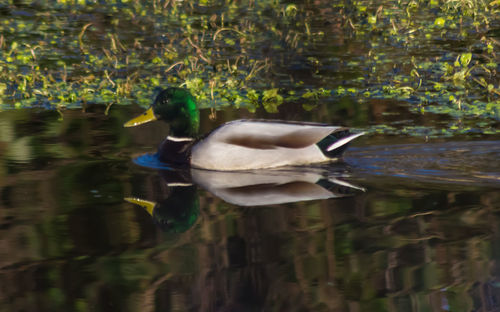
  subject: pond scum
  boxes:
[0,0,498,136]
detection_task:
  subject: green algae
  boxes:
[0,0,499,137]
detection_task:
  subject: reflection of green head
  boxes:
[152,186,199,233]
[125,185,199,233]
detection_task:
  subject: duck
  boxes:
[124,87,364,171]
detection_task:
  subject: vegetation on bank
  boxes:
[0,0,498,136]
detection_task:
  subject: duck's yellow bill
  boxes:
[123,107,157,127]
[124,197,156,216]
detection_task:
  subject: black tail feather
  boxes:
[316,130,352,158]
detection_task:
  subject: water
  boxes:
[0,106,498,312]
[1,1,499,310]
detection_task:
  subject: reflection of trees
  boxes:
[127,185,500,312]
[1,161,500,311]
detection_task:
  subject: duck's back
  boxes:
[191,120,347,170]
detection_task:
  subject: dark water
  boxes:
[0,106,499,312]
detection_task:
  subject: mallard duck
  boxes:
[124,87,364,171]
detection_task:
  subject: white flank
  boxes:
[191,120,345,170]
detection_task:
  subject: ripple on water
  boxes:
[346,140,500,186]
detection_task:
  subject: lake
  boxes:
[0,0,499,311]
[0,106,498,311]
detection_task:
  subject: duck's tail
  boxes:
[317,130,365,158]
[327,132,365,152]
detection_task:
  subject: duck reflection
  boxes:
[126,184,199,234]
[126,156,365,232]
[191,167,364,206]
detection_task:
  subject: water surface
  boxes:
[0,107,498,311]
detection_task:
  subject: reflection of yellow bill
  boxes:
[124,197,156,216]
[123,107,157,127]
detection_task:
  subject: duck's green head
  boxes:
[124,87,199,137]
